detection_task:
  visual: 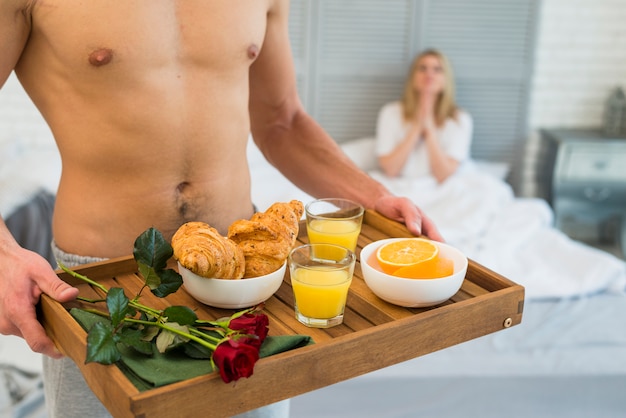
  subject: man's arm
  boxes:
[0,2,80,357]
[0,1,31,87]
[248,0,442,240]
[249,0,388,209]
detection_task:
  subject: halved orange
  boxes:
[392,255,454,279]
[375,238,439,275]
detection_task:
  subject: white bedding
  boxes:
[368,166,626,299]
[249,136,626,300]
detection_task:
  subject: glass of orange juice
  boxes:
[305,198,364,254]
[288,243,356,328]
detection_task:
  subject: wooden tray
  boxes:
[41,210,525,418]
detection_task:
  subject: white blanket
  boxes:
[368,164,626,299]
[248,137,626,300]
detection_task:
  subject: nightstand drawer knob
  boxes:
[583,187,611,202]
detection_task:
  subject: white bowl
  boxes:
[360,238,468,308]
[178,261,286,309]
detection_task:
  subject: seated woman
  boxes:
[376,49,472,183]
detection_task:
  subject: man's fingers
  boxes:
[373,195,444,242]
[405,205,444,242]
[21,268,77,357]
[13,305,64,358]
[421,215,445,242]
[37,272,79,303]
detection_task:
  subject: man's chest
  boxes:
[27,0,269,74]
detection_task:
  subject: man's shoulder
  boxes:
[3,0,36,15]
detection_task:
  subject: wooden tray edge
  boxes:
[40,293,140,418]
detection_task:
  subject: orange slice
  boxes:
[375,238,439,275]
[392,255,454,279]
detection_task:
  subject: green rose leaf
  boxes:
[119,327,154,355]
[133,227,183,297]
[107,287,130,327]
[138,262,162,290]
[86,322,121,365]
[151,268,183,298]
[156,323,190,353]
[141,325,160,342]
[182,340,213,359]
[163,306,198,326]
[133,227,173,271]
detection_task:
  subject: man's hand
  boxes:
[0,247,79,358]
[373,195,444,242]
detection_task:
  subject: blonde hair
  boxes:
[401,49,458,126]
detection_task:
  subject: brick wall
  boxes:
[522,0,626,196]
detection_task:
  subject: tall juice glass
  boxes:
[305,198,364,256]
[288,243,356,328]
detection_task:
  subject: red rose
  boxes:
[229,313,269,345]
[213,338,260,383]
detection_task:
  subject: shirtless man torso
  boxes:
[7,0,286,257]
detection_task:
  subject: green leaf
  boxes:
[155,330,175,353]
[155,323,189,353]
[86,322,121,365]
[119,328,153,355]
[163,306,197,326]
[107,287,130,327]
[142,325,160,342]
[138,262,162,290]
[133,228,173,271]
[132,228,183,298]
[182,340,213,359]
[151,269,183,298]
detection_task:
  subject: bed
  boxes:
[247,137,626,417]
[2,137,625,417]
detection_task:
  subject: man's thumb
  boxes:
[40,274,79,302]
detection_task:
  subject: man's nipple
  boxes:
[88,48,113,67]
[247,44,260,60]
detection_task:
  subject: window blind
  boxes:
[288,0,538,189]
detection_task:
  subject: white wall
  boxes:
[0,73,53,150]
[2,0,625,197]
[530,0,626,129]
[522,0,626,196]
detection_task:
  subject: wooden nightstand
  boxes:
[538,129,626,258]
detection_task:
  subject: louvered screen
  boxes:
[425,0,537,176]
[288,0,538,188]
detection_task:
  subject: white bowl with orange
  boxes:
[360,238,468,308]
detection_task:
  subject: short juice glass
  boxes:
[305,198,365,254]
[288,243,356,328]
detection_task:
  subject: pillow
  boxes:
[340,137,378,171]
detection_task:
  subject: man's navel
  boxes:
[88,48,113,67]
[176,181,195,220]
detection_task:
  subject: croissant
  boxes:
[171,222,245,279]
[228,200,304,278]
